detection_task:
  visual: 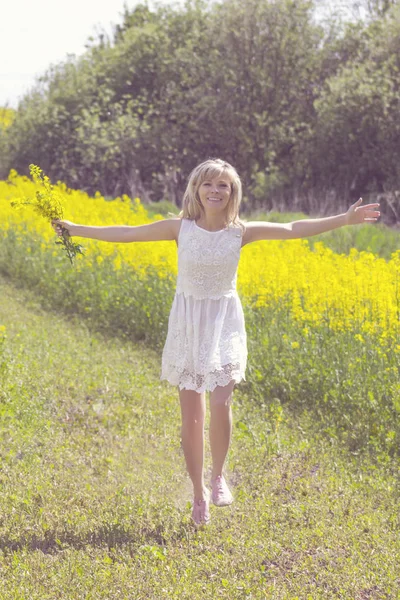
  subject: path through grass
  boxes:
[0,275,399,599]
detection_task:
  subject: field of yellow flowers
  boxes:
[1,171,399,457]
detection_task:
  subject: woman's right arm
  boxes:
[52,218,180,243]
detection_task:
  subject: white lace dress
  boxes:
[160,218,247,393]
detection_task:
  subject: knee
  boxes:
[209,382,235,408]
[181,412,205,433]
[210,391,233,408]
[210,397,232,411]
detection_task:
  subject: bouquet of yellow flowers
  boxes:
[10,164,85,265]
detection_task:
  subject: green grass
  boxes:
[0,274,399,598]
[146,199,180,219]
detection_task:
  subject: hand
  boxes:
[51,219,77,237]
[345,198,381,225]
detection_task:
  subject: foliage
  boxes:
[2,0,400,217]
[0,108,15,183]
[0,107,15,129]
[0,323,7,381]
[9,165,85,265]
[310,6,400,199]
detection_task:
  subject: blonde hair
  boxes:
[175,158,246,232]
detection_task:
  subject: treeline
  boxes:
[1,0,400,220]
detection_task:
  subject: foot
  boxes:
[211,475,233,507]
[191,489,211,526]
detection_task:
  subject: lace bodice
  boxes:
[175,219,243,299]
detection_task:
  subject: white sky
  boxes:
[0,0,178,108]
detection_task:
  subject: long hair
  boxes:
[177,158,246,232]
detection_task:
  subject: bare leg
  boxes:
[179,387,207,501]
[209,381,235,480]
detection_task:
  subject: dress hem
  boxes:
[160,373,246,394]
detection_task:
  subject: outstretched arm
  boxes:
[242,198,380,244]
[52,218,180,243]
[289,198,380,238]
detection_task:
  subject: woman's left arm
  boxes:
[241,198,381,245]
[289,198,380,239]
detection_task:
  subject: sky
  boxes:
[0,0,178,108]
[1,0,362,109]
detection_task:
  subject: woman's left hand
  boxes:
[346,198,381,225]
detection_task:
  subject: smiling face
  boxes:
[197,174,232,215]
[181,159,242,225]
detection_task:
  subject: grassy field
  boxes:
[0,273,399,599]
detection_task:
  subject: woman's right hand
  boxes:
[51,219,77,237]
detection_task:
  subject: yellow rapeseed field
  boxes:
[1,171,399,346]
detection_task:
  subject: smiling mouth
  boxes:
[207,197,221,202]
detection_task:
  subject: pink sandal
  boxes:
[211,475,233,506]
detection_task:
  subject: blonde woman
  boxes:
[52,158,380,526]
